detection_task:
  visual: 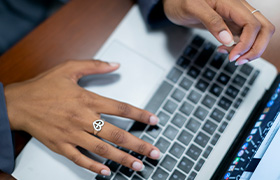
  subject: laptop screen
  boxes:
[223,82,280,180]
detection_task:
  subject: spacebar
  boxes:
[144,81,173,114]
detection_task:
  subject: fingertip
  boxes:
[218,30,235,47]
[149,115,159,125]
[108,62,120,68]
[101,169,111,176]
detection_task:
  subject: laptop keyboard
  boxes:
[96,35,260,180]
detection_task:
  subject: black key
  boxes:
[210,133,221,145]
[167,67,183,83]
[194,106,209,121]
[147,126,162,139]
[188,66,200,79]
[233,74,246,87]
[115,173,128,180]
[119,147,130,153]
[226,109,235,121]
[96,174,113,180]
[178,130,193,146]
[137,162,153,179]
[141,135,154,145]
[186,117,201,133]
[240,64,253,76]
[234,98,243,109]
[171,169,186,180]
[155,137,171,153]
[132,175,142,180]
[145,157,159,167]
[152,168,169,180]
[131,151,144,160]
[194,158,205,172]
[202,95,216,109]
[105,160,120,172]
[178,157,194,174]
[249,70,260,85]
[183,46,198,60]
[194,132,210,147]
[210,108,225,123]
[119,166,134,177]
[187,90,202,104]
[163,100,178,114]
[163,125,179,140]
[224,62,237,74]
[202,120,217,135]
[145,81,173,114]
[187,171,197,180]
[195,42,215,67]
[180,77,193,91]
[157,111,170,126]
[218,121,228,133]
[203,146,213,158]
[129,122,147,137]
[241,87,250,97]
[177,56,191,69]
[172,88,186,102]
[209,83,223,97]
[186,144,202,161]
[160,155,177,172]
[218,96,232,110]
[171,113,187,128]
[179,101,194,116]
[195,79,209,92]
[170,142,185,159]
[217,72,230,85]
[203,68,216,81]
[191,35,205,47]
[210,52,226,69]
[225,85,239,99]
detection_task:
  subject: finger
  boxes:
[61,144,111,176]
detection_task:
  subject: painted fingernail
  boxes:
[230,54,240,62]
[217,49,228,54]
[132,161,145,171]
[149,115,159,125]
[235,59,249,66]
[219,30,234,47]
[150,150,161,160]
[101,169,111,176]
[109,62,120,67]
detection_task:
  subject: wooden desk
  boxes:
[0,0,279,178]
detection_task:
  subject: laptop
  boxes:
[12,5,280,180]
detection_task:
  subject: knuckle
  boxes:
[120,155,129,165]
[267,23,276,34]
[208,15,224,27]
[117,103,131,116]
[88,164,97,172]
[249,47,261,59]
[111,129,126,144]
[94,143,109,156]
[77,92,94,107]
[70,153,82,164]
[137,143,147,154]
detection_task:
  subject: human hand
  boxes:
[4,60,161,176]
[163,0,275,65]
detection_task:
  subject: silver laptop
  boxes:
[12,5,280,180]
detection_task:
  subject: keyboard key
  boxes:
[105,160,120,172]
[191,35,205,47]
[210,53,226,69]
[234,98,243,109]
[225,85,239,99]
[96,174,113,180]
[183,46,198,60]
[202,95,216,109]
[152,168,169,180]
[115,173,128,180]
[210,108,225,123]
[195,42,215,67]
[241,87,250,97]
[194,158,205,172]
[224,62,237,74]
[178,157,194,174]
[203,146,213,158]
[119,166,134,177]
[240,64,253,76]
[171,113,187,128]
[145,81,173,114]
[194,106,209,121]
[160,155,177,172]
[132,175,142,180]
[167,67,183,83]
[131,151,144,160]
[179,77,193,91]
[203,68,216,81]
[217,72,230,85]
[155,137,171,153]
[129,122,147,137]
[218,96,232,110]
[186,117,201,133]
[170,169,186,180]
[180,101,194,116]
[187,171,197,180]
[188,66,200,79]
[145,157,159,167]
[218,121,228,133]
[163,100,178,114]
[210,133,221,145]
[187,90,202,104]
[233,74,246,87]
[186,144,202,161]
[177,56,191,69]
[178,130,193,146]
[157,111,170,126]
[147,126,162,139]
[163,125,179,140]
[195,79,209,92]
[249,70,260,85]
[194,132,210,147]
[202,120,217,135]
[137,162,153,179]
[209,83,223,97]
[172,88,186,102]
[170,142,185,159]
[226,109,235,121]
[141,135,154,145]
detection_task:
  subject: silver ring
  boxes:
[93,119,104,136]
[251,9,260,14]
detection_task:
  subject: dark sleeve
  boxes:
[0,83,14,174]
[137,0,172,28]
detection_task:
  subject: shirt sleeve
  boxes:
[0,83,14,174]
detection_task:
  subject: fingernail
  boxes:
[149,115,159,125]
[219,30,234,47]
[132,161,145,171]
[217,49,228,54]
[109,62,120,67]
[101,169,111,176]
[230,54,240,62]
[150,150,161,160]
[235,59,249,66]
